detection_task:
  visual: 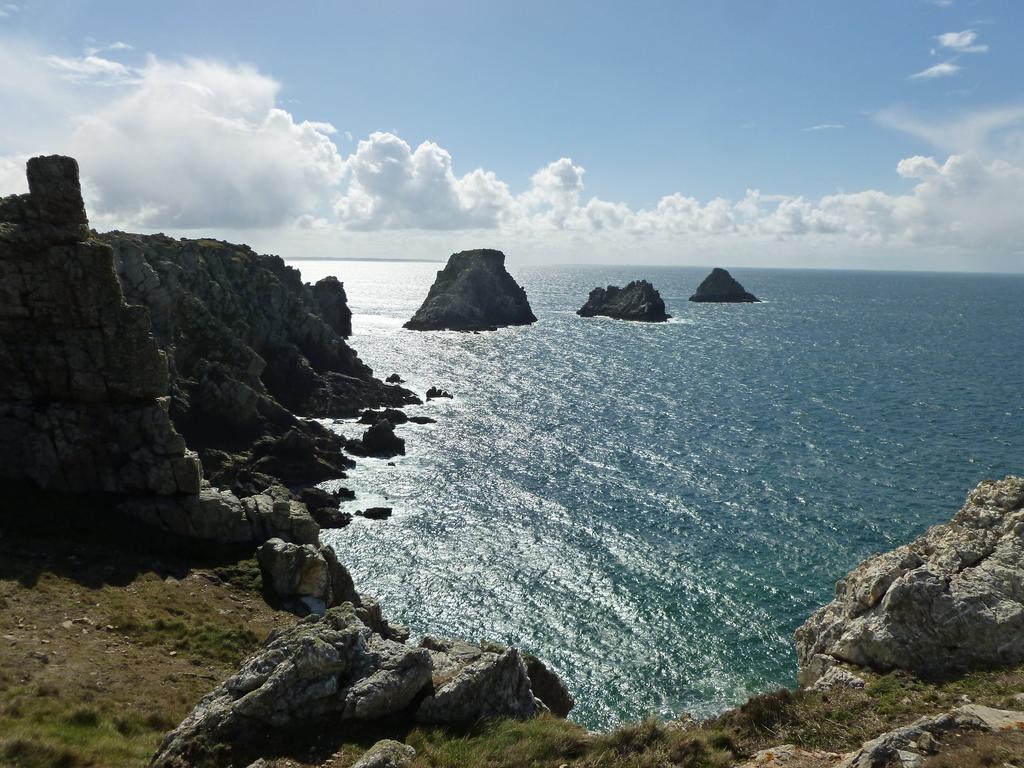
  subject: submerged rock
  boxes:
[689,267,759,302]
[404,249,537,331]
[425,386,453,400]
[357,507,393,521]
[795,475,1024,685]
[576,280,670,322]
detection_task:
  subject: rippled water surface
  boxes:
[293,260,1024,728]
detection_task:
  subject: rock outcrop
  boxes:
[404,249,537,331]
[150,606,434,768]
[0,156,203,505]
[576,280,670,322]
[689,267,759,302]
[346,419,406,458]
[796,476,1024,685]
[151,606,570,767]
[256,537,358,615]
[102,231,418,494]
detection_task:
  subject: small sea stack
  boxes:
[404,249,537,331]
[576,280,670,322]
[689,268,760,303]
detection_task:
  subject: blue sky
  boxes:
[2,1,1023,270]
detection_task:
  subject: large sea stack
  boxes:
[404,249,537,331]
[577,280,670,322]
[689,267,759,302]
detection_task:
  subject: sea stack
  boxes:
[404,249,537,331]
[689,267,759,303]
[576,280,670,322]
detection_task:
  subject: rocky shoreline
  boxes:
[2,156,1023,767]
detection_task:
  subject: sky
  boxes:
[1,0,1024,271]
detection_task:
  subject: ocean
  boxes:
[292,260,1024,729]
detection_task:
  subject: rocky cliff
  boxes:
[0,157,203,504]
[576,280,670,322]
[689,267,760,303]
[404,249,537,331]
[796,475,1024,685]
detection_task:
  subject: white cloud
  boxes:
[936,30,988,53]
[911,60,961,79]
[2,45,1024,268]
[44,54,137,85]
[801,124,846,132]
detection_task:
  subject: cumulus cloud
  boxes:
[2,44,1024,265]
[336,132,512,230]
[936,30,988,53]
[911,61,961,79]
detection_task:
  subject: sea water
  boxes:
[292,260,1024,729]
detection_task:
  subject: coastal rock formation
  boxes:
[0,156,203,503]
[426,386,453,400]
[576,280,670,322]
[404,249,537,331]
[796,475,1024,685]
[352,740,416,768]
[102,230,419,493]
[346,419,406,458]
[150,606,434,768]
[416,636,544,725]
[256,538,357,615]
[152,606,568,767]
[689,267,759,302]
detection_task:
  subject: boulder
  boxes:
[404,249,537,331]
[346,420,406,458]
[385,373,404,384]
[425,387,453,400]
[576,280,670,322]
[256,538,358,613]
[150,606,433,768]
[357,507,393,521]
[358,408,410,425]
[796,476,1024,686]
[689,267,759,302]
[240,487,320,546]
[415,636,543,725]
[352,740,416,768]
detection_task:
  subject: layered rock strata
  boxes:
[404,249,536,331]
[689,267,759,302]
[796,475,1024,685]
[576,280,670,322]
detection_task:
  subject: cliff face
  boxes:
[576,280,670,322]
[404,249,537,331]
[689,267,759,303]
[796,475,1024,685]
[0,157,202,501]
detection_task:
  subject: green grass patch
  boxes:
[210,558,264,594]
[118,615,260,666]
[0,687,170,768]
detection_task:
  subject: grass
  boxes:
[118,614,261,666]
[0,686,174,768]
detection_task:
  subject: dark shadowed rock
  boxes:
[404,249,537,331]
[357,507,393,521]
[307,275,353,338]
[425,387,453,400]
[357,408,437,426]
[689,267,760,302]
[385,373,404,384]
[345,420,405,458]
[299,487,352,529]
[576,280,670,322]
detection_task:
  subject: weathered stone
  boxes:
[689,267,760,302]
[357,507,393,521]
[404,249,537,331]
[796,476,1024,685]
[811,666,865,693]
[425,386,453,400]
[150,606,434,768]
[577,280,670,322]
[352,739,416,768]
[415,636,542,725]
[346,420,405,458]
